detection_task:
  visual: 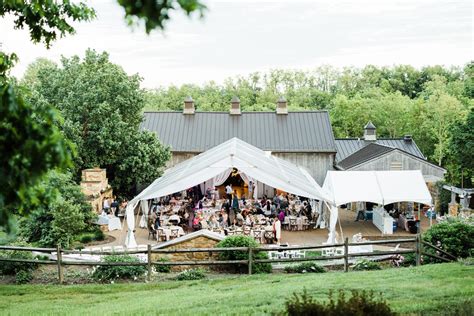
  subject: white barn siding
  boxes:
[348,151,445,182]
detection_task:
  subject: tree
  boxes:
[0,53,73,230]
[18,171,96,248]
[27,50,170,196]
[447,109,474,187]
[1,0,205,230]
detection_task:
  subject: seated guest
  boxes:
[256,207,264,215]
[263,200,272,216]
[236,212,245,226]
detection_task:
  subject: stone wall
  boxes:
[80,168,113,214]
[152,236,221,272]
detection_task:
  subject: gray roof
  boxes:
[141,111,337,153]
[335,138,425,162]
[337,143,394,169]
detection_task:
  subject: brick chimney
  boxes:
[230,96,241,115]
[183,96,195,115]
[363,121,376,141]
[276,96,288,114]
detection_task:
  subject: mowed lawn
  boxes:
[0,263,472,315]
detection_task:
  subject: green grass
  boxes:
[0,263,472,315]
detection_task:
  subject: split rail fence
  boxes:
[0,234,456,284]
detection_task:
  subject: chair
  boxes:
[157,228,166,242]
[170,228,179,240]
[264,231,274,244]
[243,227,251,236]
[289,218,297,231]
[227,230,235,236]
[148,223,157,240]
[302,218,309,230]
[253,230,263,243]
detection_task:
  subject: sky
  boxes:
[1,0,472,88]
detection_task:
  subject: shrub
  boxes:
[0,240,38,276]
[285,289,395,316]
[175,268,206,281]
[284,262,325,274]
[79,233,93,244]
[155,258,171,273]
[216,235,272,274]
[93,228,105,241]
[15,270,33,285]
[92,254,146,281]
[352,259,381,271]
[423,219,474,260]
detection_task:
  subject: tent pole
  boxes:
[338,211,344,242]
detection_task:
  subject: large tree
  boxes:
[0,0,204,228]
[27,50,170,196]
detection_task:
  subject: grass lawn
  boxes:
[0,263,472,315]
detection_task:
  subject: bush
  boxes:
[15,270,33,285]
[285,289,395,316]
[175,268,206,281]
[155,258,171,273]
[423,219,474,260]
[284,262,325,274]
[352,259,381,271]
[0,240,38,276]
[92,254,146,281]
[216,235,272,274]
[79,233,93,244]
[93,228,105,241]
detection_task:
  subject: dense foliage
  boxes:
[284,262,325,274]
[216,235,271,274]
[175,268,206,281]
[25,50,170,196]
[423,219,474,259]
[284,289,395,316]
[18,171,96,248]
[144,64,473,185]
[0,52,73,229]
[0,240,38,284]
[92,254,146,282]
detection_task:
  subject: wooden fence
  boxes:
[0,234,456,284]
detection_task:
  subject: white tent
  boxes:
[322,170,433,244]
[323,170,433,206]
[124,137,331,247]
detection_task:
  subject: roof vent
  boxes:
[363,121,376,141]
[276,96,288,115]
[403,135,412,142]
[230,96,241,115]
[183,96,195,115]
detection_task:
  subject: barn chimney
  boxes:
[363,121,376,141]
[230,96,241,115]
[183,96,195,114]
[276,96,288,114]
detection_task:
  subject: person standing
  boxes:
[111,196,119,217]
[232,190,240,210]
[225,184,233,205]
[273,215,281,245]
[102,197,110,214]
[248,180,254,200]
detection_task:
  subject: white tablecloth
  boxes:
[108,216,122,231]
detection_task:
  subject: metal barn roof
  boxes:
[141,111,336,153]
[334,138,425,162]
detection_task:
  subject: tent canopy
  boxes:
[323,170,433,206]
[130,137,331,205]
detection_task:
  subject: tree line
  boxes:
[144,64,473,186]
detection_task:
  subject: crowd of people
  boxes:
[144,184,317,244]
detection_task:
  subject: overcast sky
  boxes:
[1,0,472,88]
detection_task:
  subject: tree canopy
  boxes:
[26,50,170,196]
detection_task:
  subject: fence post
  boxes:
[248,247,253,275]
[415,234,421,266]
[344,237,349,272]
[56,245,64,284]
[147,244,152,282]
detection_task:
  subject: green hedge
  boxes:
[92,254,146,282]
[216,236,271,274]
